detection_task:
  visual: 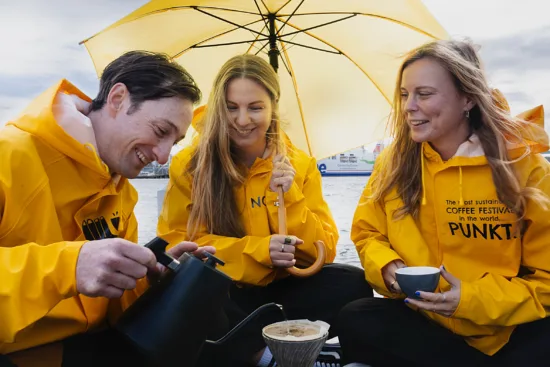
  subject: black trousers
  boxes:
[61,329,152,367]
[199,263,373,366]
[0,355,16,367]
[336,297,550,367]
[2,329,152,367]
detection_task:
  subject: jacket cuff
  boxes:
[365,249,403,294]
[248,236,274,268]
[451,280,472,319]
[60,241,87,298]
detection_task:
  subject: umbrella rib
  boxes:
[277,47,293,76]
[192,39,269,48]
[171,19,265,59]
[275,23,313,156]
[278,13,357,38]
[277,0,306,36]
[253,0,270,30]
[246,24,269,54]
[274,0,293,14]
[282,20,393,104]
[276,12,444,39]
[254,41,270,56]
[79,6,262,44]
[193,7,269,37]
[194,6,259,15]
[278,39,341,55]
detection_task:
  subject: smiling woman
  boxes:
[157,54,373,367]
[338,39,550,367]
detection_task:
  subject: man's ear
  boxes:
[106,83,129,117]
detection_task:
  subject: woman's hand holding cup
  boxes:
[382,259,407,293]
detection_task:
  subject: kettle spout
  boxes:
[205,302,285,346]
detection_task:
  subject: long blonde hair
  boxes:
[371,39,546,220]
[187,54,284,238]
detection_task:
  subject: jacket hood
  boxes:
[7,79,109,176]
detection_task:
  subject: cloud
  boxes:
[0,0,147,124]
[470,26,550,129]
[479,25,550,73]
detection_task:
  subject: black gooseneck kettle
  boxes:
[116,237,283,367]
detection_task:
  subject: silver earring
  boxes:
[465,110,470,119]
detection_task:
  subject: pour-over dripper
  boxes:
[262,320,330,367]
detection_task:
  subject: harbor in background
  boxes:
[138,142,387,179]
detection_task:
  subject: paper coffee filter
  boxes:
[262,319,330,341]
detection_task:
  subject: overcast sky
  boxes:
[0,0,548,131]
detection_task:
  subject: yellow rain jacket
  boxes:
[352,106,550,355]
[0,80,144,366]
[158,140,338,286]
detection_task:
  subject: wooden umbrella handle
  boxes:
[277,186,326,277]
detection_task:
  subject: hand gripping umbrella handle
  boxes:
[277,186,326,277]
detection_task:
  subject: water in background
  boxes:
[130,176,369,268]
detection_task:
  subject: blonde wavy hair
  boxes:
[370,39,546,221]
[187,54,284,238]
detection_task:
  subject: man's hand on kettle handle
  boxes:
[76,238,158,299]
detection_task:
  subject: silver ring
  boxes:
[390,280,397,290]
[442,293,447,302]
[281,244,285,252]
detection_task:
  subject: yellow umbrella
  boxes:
[81,0,448,159]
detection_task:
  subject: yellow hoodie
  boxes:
[0,80,144,366]
[157,140,338,286]
[352,108,550,355]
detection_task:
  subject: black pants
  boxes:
[1,330,149,367]
[61,329,152,367]
[0,355,16,367]
[336,297,550,367]
[199,263,373,366]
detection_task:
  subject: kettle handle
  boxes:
[145,237,226,271]
[145,237,179,270]
[277,186,326,278]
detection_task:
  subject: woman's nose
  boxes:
[404,95,418,112]
[234,109,250,127]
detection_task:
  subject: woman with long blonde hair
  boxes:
[337,39,550,366]
[158,54,372,367]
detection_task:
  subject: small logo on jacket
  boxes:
[251,196,267,208]
[82,212,120,240]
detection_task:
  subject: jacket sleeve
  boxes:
[0,168,87,343]
[351,161,404,298]
[0,242,84,342]
[157,154,278,286]
[265,156,338,265]
[453,158,550,326]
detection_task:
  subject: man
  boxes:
[0,51,212,366]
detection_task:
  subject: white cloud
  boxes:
[422,0,550,40]
[0,0,147,123]
[0,0,146,77]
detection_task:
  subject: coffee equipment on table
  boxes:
[116,237,285,366]
[262,320,330,367]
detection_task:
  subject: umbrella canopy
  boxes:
[81,0,448,159]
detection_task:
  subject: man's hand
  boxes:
[76,239,157,298]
